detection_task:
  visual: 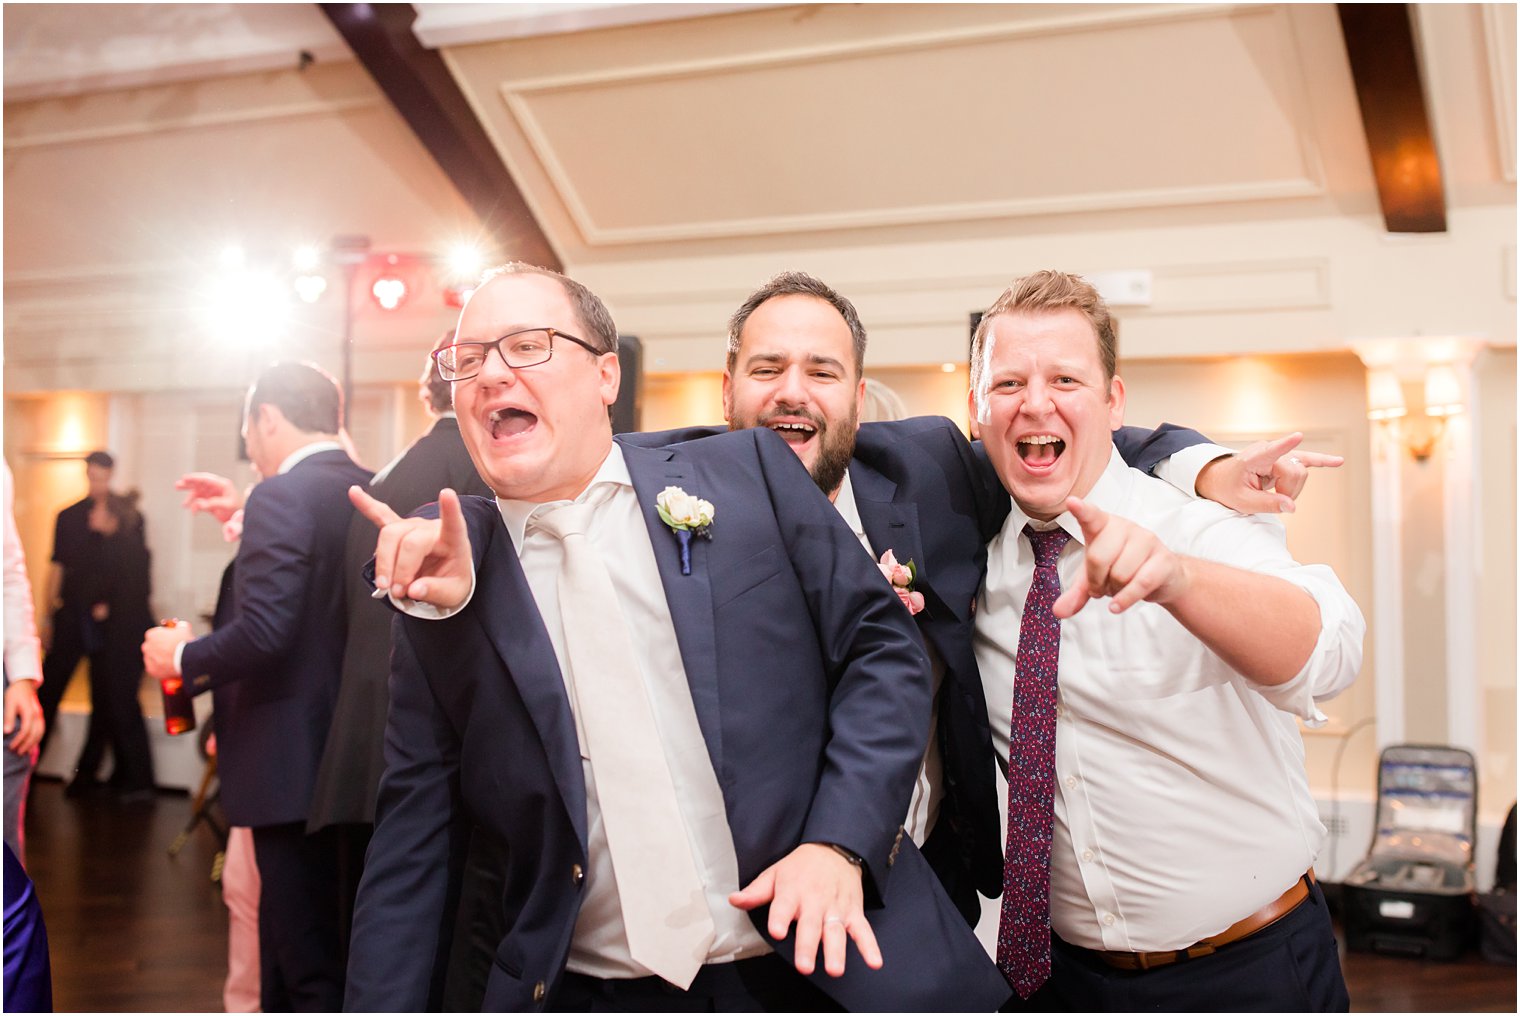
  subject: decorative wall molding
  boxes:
[2,95,383,151]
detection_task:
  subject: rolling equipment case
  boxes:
[1343,744,1477,960]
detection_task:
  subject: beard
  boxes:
[747,402,857,499]
[808,422,855,497]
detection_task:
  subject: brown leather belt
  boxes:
[1094,872,1315,972]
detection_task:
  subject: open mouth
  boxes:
[767,421,818,446]
[1017,434,1065,467]
[488,407,538,440]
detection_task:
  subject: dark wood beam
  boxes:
[318,3,562,269]
[1337,4,1447,233]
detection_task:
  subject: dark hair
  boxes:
[247,362,343,434]
[422,330,454,414]
[84,450,115,470]
[476,262,619,355]
[726,272,867,377]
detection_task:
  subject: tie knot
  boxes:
[1023,524,1070,567]
[532,501,597,541]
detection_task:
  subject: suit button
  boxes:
[533,980,546,1002]
[571,863,584,886]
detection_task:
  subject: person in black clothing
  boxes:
[37,451,154,798]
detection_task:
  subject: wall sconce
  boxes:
[1366,365,1465,460]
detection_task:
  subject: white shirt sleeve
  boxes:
[1182,504,1366,724]
[2,462,43,684]
[1151,442,1234,498]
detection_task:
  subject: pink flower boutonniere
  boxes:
[878,549,925,615]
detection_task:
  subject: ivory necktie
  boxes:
[532,501,716,988]
[997,524,1071,999]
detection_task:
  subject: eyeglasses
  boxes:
[433,327,602,381]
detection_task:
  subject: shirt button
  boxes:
[571,863,584,886]
[1082,849,1095,863]
[533,981,546,1002]
[1103,913,1116,926]
[1064,776,1078,790]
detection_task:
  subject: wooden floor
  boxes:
[18,777,1519,1012]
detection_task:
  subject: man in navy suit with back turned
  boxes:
[625,271,1340,928]
[344,263,1012,1011]
[143,362,371,1012]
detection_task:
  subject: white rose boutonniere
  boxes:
[878,549,925,615]
[656,486,715,575]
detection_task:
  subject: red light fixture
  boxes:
[370,274,408,311]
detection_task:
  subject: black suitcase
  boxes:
[1342,744,1477,960]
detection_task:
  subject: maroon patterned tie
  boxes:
[997,524,1071,999]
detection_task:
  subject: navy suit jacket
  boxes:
[180,447,372,828]
[346,428,1011,1012]
[625,418,1210,918]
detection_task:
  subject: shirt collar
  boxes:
[1003,445,1133,546]
[277,440,342,476]
[496,443,632,554]
[832,469,868,544]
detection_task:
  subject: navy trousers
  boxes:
[1023,880,1349,1012]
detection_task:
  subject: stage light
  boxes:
[371,275,408,311]
[293,274,329,303]
[205,268,291,343]
[218,244,246,270]
[445,242,486,280]
[292,244,322,272]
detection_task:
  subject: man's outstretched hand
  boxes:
[175,472,244,523]
[1052,497,1187,618]
[349,486,473,610]
[729,842,882,978]
[1196,433,1343,514]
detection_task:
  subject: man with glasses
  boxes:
[344,263,1010,1011]
[143,363,371,1011]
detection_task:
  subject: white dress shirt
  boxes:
[2,462,43,684]
[834,468,943,847]
[427,444,770,978]
[974,446,1364,952]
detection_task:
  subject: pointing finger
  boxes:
[1065,497,1107,541]
[349,485,401,528]
[437,488,467,549]
[1247,432,1303,468]
[1052,572,1091,619]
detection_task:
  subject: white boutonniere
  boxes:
[878,549,925,615]
[656,486,715,575]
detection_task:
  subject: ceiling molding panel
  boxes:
[1481,3,1516,184]
[452,3,1327,249]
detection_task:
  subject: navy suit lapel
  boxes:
[850,460,924,582]
[618,440,724,777]
[472,518,588,849]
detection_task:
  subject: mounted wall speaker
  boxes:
[612,334,642,435]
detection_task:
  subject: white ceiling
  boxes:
[1,3,765,101]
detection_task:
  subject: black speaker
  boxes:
[612,334,642,435]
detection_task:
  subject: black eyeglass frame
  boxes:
[433,327,602,381]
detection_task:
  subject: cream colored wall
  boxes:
[1476,347,1517,818]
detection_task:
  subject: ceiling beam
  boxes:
[318,2,561,269]
[1337,3,1447,234]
